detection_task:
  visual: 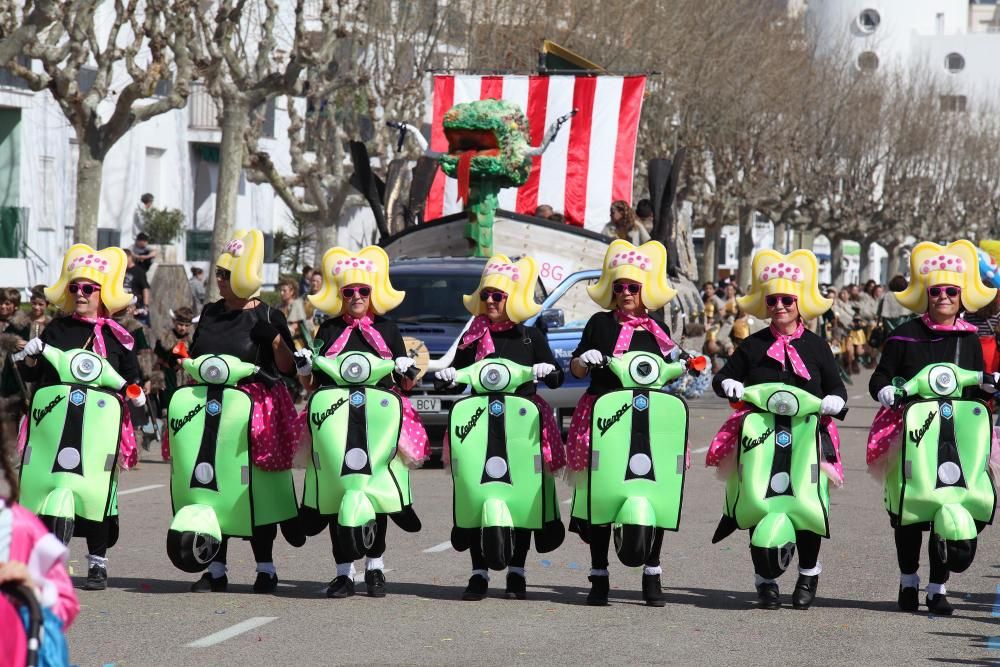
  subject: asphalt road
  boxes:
[62,380,1000,666]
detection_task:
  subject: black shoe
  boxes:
[791,574,818,610]
[586,575,609,606]
[504,572,527,600]
[926,593,954,616]
[756,582,780,609]
[191,572,228,593]
[252,572,278,594]
[326,575,355,599]
[84,564,107,591]
[462,574,489,601]
[642,573,665,607]
[897,586,919,612]
[365,569,386,598]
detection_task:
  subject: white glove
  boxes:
[293,348,314,377]
[435,367,458,387]
[578,349,605,367]
[877,385,897,409]
[131,390,147,408]
[395,356,416,375]
[820,395,845,416]
[721,379,744,400]
[23,337,44,357]
[532,362,556,380]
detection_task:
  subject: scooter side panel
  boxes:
[450,394,544,529]
[581,389,688,529]
[20,384,122,524]
[169,386,253,537]
[896,399,996,527]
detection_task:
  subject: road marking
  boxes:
[691,446,709,454]
[423,541,452,553]
[117,484,164,496]
[185,617,277,647]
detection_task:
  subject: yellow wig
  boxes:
[895,240,996,314]
[216,229,265,299]
[45,244,132,315]
[587,240,676,311]
[462,255,541,323]
[309,246,404,316]
[738,249,831,321]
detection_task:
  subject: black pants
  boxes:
[894,526,949,585]
[589,525,664,570]
[85,516,115,558]
[212,524,277,564]
[330,514,387,564]
[748,529,821,577]
[470,527,531,571]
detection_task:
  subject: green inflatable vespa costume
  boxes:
[886,363,995,570]
[300,351,420,559]
[166,354,300,572]
[571,352,704,566]
[19,346,129,544]
[711,384,832,577]
[445,358,563,569]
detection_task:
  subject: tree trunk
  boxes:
[830,237,844,287]
[208,96,250,301]
[701,224,719,285]
[773,220,787,253]
[859,238,872,283]
[736,206,755,291]
[74,141,104,247]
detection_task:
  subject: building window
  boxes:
[857,51,879,71]
[857,9,881,33]
[186,230,213,261]
[940,95,968,112]
[945,52,965,73]
[96,228,121,250]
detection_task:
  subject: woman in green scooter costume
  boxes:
[167,230,303,594]
[18,244,147,591]
[868,240,997,616]
[436,254,565,602]
[566,239,681,607]
[295,245,429,599]
[708,249,847,610]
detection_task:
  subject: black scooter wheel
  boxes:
[932,534,977,573]
[299,506,329,537]
[481,526,514,571]
[750,543,796,580]
[337,520,377,561]
[42,515,74,546]
[614,523,654,567]
[166,529,222,573]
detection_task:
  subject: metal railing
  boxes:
[188,82,221,129]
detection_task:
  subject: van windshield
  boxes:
[390,272,481,323]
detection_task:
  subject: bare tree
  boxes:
[0,0,195,245]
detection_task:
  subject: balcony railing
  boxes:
[188,82,221,129]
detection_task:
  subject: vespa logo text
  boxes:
[171,404,205,435]
[597,402,631,436]
[456,406,486,443]
[741,427,774,453]
[908,411,936,447]
[32,394,65,426]
[312,397,348,430]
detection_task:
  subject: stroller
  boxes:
[0,583,42,667]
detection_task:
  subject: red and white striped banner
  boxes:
[424,74,646,231]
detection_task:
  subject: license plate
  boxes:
[412,397,442,412]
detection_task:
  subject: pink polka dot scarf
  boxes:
[919,313,976,333]
[72,313,135,357]
[766,321,810,380]
[613,310,675,358]
[325,314,392,359]
[459,315,517,362]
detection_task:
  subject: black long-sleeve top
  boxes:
[869,318,985,400]
[452,323,564,396]
[312,315,406,389]
[19,315,142,386]
[190,300,293,376]
[572,310,675,396]
[712,326,847,401]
